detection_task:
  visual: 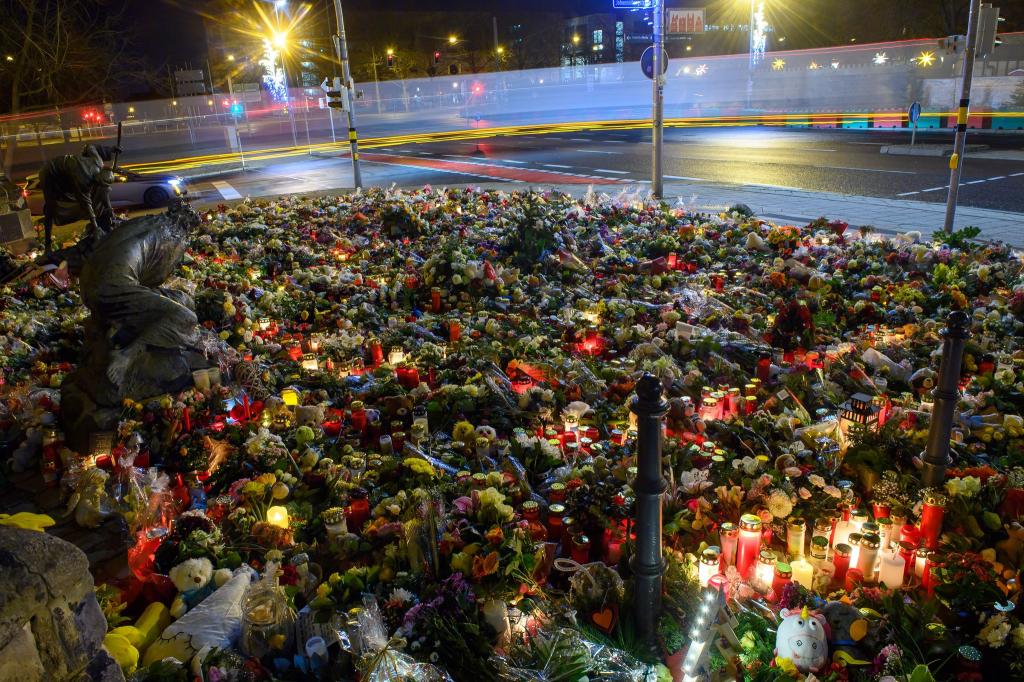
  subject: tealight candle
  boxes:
[388,346,405,365]
[699,548,721,587]
[754,549,776,594]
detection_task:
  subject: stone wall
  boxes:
[0,527,124,682]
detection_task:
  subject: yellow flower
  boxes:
[256,473,277,485]
[328,572,342,586]
[478,487,506,509]
[775,657,799,676]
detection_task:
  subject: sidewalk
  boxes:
[182,157,1024,247]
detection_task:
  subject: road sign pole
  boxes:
[911,121,917,147]
[332,0,363,189]
[942,0,982,234]
[652,0,664,199]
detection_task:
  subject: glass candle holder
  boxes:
[720,522,738,569]
[699,548,721,587]
[787,517,806,559]
[754,549,776,594]
[772,561,793,596]
[833,543,852,586]
[920,492,946,550]
[736,515,762,579]
[856,533,881,580]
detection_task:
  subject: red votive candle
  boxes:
[919,492,945,550]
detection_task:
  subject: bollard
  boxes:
[630,372,669,643]
[920,310,971,488]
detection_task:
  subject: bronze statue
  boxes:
[61,200,209,451]
[38,144,120,253]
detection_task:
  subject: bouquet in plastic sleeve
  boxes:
[491,627,655,682]
[344,596,452,682]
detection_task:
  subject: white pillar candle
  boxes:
[192,369,211,391]
[879,550,905,589]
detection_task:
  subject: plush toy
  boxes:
[0,512,55,532]
[293,404,325,429]
[775,606,828,673]
[821,601,872,666]
[169,557,232,619]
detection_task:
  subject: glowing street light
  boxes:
[171,100,178,106]
[386,47,394,56]
[448,35,458,45]
[916,51,936,67]
[831,60,840,69]
[808,61,820,70]
[4,55,13,62]
[572,34,581,45]
[496,46,504,55]
[227,54,235,62]
[772,58,785,71]
[873,52,888,65]
[272,30,288,50]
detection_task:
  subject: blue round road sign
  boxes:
[641,46,670,80]
[908,101,921,124]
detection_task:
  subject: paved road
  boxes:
[184,127,1024,214]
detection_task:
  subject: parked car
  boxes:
[21,169,187,214]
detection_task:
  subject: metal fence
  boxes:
[3,34,1023,180]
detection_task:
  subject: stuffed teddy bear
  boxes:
[821,601,872,666]
[293,404,325,428]
[169,557,232,619]
[775,606,828,673]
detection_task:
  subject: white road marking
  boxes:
[575,149,621,154]
[664,174,703,181]
[988,176,1006,181]
[1010,172,1024,177]
[896,191,920,196]
[964,180,985,185]
[569,138,590,141]
[798,148,838,152]
[500,159,527,164]
[543,164,572,169]
[919,186,947,192]
[593,169,629,174]
[212,181,242,200]
[824,165,915,174]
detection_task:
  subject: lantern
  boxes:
[266,505,290,529]
[301,353,319,372]
[281,387,301,406]
[790,557,814,589]
[787,517,806,559]
[563,412,580,435]
[878,547,905,589]
[308,333,324,352]
[839,392,879,434]
[258,317,272,331]
[388,346,406,365]
[754,549,776,594]
[919,491,945,550]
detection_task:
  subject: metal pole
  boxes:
[630,372,668,644]
[942,0,982,234]
[746,0,755,109]
[493,16,500,70]
[332,0,363,188]
[371,48,383,114]
[652,0,665,199]
[920,310,971,487]
[281,60,299,147]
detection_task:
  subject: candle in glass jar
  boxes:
[833,543,852,586]
[754,550,777,594]
[546,504,565,541]
[790,558,814,589]
[571,534,591,564]
[812,516,835,548]
[736,515,763,579]
[563,412,580,435]
[719,522,738,568]
[787,517,806,559]
[699,548,721,587]
[921,551,938,597]
[915,547,932,579]
[919,492,945,550]
[856,533,881,580]
[879,549,905,589]
[877,517,894,551]
[833,520,853,548]
[845,567,865,592]
[898,541,916,581]
[772,562,793,597]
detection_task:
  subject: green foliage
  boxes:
[95,583,130,630]
[933,226,981,251]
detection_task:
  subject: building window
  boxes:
[592,29,603,45]
[615,21,624,62]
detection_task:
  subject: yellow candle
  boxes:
[266,505,290,529]
[791,558,814,589]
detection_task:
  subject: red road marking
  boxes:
[360,152,624,185]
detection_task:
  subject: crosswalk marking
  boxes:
[212,181,242,200]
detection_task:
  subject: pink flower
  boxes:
[453,496,475,515]
[799,487,812,500]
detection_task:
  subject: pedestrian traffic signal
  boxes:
[434,51,441,65]
[977,3,1003,58]
[386,50,395,69]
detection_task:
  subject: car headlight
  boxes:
[168,178,181,188]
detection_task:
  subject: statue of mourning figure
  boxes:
[61,200,211,451]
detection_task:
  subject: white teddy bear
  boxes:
[168,557,232,619]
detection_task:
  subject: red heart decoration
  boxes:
[591,606,617,634]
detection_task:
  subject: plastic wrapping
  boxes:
[240,561,296,658]
[341,596,453,682]
[491,627,655,682]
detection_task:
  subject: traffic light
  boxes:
[937,35,965,55]
[386,50,395,69]
[434,51,441,65]
[977,3,1003,58]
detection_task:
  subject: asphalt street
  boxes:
[184,127,1024,213]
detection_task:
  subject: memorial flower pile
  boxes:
[2,185,1024,681]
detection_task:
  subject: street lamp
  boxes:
[449,35,458,45]
[4,55,13,62]
[227,54,235,62]
[496,46,504,55]
[572,34,580,45]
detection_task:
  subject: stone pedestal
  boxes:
[0,528,124,682]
